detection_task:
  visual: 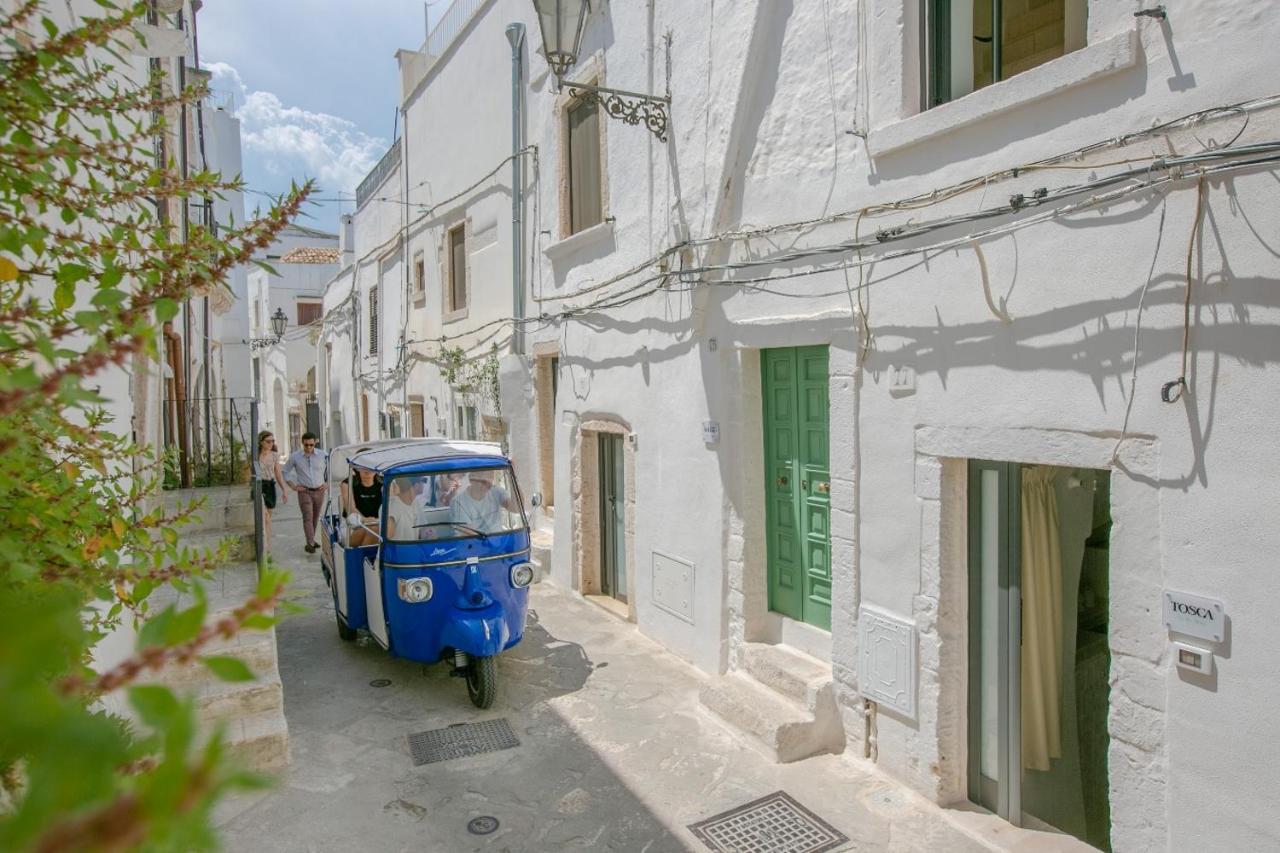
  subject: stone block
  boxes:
[1110,693,1165,754]
[914,455,942,500]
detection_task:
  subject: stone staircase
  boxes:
[150,612,290,773]
[699,642,844,763]
[140,485,290,773]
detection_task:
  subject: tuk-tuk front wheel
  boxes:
[466,656,497,709]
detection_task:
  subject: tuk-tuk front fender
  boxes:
[440,603,510,659]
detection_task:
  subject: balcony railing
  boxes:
[354,137,402,209]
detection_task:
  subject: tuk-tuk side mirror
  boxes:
[530,492,543,508]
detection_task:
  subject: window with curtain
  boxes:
[567,98,603,235]
[926,0,1087,108]
[448,225,467,312]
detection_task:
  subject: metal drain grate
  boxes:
[407,718,520,766]
[688,791,848,853]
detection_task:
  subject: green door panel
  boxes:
[762,346,831,629]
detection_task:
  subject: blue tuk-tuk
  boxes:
[318,439,540,708]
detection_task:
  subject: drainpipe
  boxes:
[505,23,525,356]
[176,9,192,487]
[400,103,410,430]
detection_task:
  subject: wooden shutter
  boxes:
[410,401,425,437]
[368,286,378,353]
[449,226,467,311]
[296,301,322,326]
[567,99,603,234]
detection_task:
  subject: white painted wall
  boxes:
[517,1,1280,850]
[323,0,1280,848]
[246,230,337,454]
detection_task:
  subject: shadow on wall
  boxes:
[866,47,1155,183]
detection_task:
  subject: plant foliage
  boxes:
[0,2,309,849]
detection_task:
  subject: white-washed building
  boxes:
[247,225,339,454]
[326,1,1280,849]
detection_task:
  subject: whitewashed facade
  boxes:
[247,225,338,455]
[325,1,1280,849]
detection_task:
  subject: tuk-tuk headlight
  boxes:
[397,577,433,604]
[510,562,535,588]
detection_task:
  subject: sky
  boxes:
[196,0,446,233]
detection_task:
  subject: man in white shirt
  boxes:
[450,471,516,533]
[282,432,328,553]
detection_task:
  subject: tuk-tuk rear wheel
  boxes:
[466,655,497,709]
[335,610,357,642]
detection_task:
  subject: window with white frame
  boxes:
[368,286,378,354]
[566,97,603,235]
[926,0,1087,109]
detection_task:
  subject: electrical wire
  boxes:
[1161,175,1208,405]
[393,144,1279,350]
[322,96,1280,391]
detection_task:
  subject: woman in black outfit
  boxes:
[341,463,383,547]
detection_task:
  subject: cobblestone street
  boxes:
[213,504,1003,853]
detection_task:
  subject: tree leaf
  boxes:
[165,598,206,646]
[138,605,176,649]
[200,655,255,683]
[128,685,181,729]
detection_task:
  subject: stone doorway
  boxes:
[572,418,636,621]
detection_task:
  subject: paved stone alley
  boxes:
[214,503,1000,853]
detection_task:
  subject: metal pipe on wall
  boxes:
[505,22,525,356]
[176,7,192,487]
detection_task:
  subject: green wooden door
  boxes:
[762,346,832,630]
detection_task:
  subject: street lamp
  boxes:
[250,307,288,350]
[532,0,589,78]
[530,0,671,141]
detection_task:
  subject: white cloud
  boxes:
[205,61,387,198]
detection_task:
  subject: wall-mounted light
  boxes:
[250,307,288,350]
[530,0,671,141]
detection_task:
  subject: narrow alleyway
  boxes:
[214,503,993,852]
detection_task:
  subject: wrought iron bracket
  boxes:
[562,80,670,142]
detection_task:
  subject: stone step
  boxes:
[222,710,290,774]
[530,526,553,582]
[699,672,837,763]
[177,530,256,562]
[166,491,255,535]
[152,634,277,688]
[743,642,833,710]
[196,671,284,723]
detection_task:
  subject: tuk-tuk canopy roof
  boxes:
[346,438,507,477]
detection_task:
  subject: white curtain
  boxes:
[1021,466,1063,771]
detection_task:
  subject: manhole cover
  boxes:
[688,791,848,853]
[407,718,520,766]
[467,816,500,835]
[370,678,392,688]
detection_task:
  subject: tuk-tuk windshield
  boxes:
[384,466,525,543]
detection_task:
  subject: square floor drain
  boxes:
[407,718,520,766]
[688,790,848,853]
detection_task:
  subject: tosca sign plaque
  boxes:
[1163,590,1224,643]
